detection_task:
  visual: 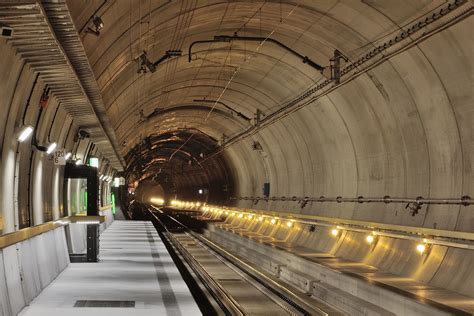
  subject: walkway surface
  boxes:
[20,221,201,316]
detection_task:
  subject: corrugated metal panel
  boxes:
[0,0,123,170]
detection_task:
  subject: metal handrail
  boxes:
[0,216,105,249]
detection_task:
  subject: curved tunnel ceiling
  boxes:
[65,1,473,212]
[67,0,432,147]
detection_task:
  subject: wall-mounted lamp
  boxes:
[93,16,104,31]
[86,16,104,36]
[75,159,82,165]
[89,157,99,168]
[331,228,340,237]
[18,126,33,142]
[46,142,57,154]
[64,152,72,160]
[366,233,379,250]
[416,243,431,255]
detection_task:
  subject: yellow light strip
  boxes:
[199,204,474,249]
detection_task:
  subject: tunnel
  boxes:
[0,0,472,315]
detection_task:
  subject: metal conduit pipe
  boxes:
[188,34,325,72]
[232,195,473,206]
[188,38,227,62]
[193,99,251,122]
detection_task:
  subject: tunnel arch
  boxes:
[60,0,472,223]
[61,0,474,298]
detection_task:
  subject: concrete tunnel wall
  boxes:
[0,39,71,233]
[0,0,469,308]
[231,16,472,228]
[221,18,474,297]
[0,32,116,312]
[225,17,474,296]
[63,0,473,298]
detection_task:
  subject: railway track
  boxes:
[145,205,344,316]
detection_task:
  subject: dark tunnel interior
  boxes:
[124,129,235,203]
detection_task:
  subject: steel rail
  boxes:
[147,209,245,315]
[164,234,246,316]
[148,206,331,315]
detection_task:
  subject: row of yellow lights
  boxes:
[150,197,165,205]
[170,200,202,209]
[203,206,430,255]
[168,201,431,255]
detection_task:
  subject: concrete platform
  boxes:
[19,221,201,316]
